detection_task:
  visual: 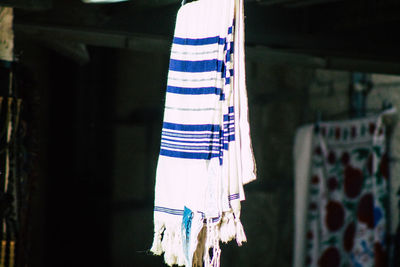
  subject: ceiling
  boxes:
[9,0,400,73]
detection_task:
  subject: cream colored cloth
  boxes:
[151,0,256,266]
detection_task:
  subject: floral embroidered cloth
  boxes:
[305,116,388,267]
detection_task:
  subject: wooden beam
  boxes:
[14,23,400,74]
[14,23,171,53]
[0,0,51,9]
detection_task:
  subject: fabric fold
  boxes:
[293,124,314,267]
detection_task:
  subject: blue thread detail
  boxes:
[169,59,224,73]
[162,137,220,145]
[167,86,222,95]
[163,122,221,132]
[182,207,195,265]
[228,193,240,201]
[154,206,184,216]
[173,36,226,46]
[160,149,219,159]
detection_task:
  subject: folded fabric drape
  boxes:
[293,124,314,267]
[150,0,256,266]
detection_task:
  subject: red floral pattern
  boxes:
[357,193,374,229]
[351,126,357,138]
[343,222,355,252]
[305,118,388,267]
[335,127,341,140]
[328,151,336,165]
[380,153,389,179]
[344,165,363,198]
[325,201,345,232]
[311,175,320,185]
[327,177,338,191]
[369,123,376,134]
[318,247,341,267]
[340,151,350,165]
[314,146,322,155]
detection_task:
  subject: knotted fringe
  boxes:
[235,218,247,246]
[152,215,247,266]
[151,222,186,266]
[150,222,164,255]
[219,212,236,243]
[219,211,247,246]
[203,219,221,267]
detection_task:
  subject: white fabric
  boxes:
[151,0,256,266]
[293,124,314,267]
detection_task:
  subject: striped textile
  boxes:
[151,0,256,266]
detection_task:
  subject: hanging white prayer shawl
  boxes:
[151,0,256,266]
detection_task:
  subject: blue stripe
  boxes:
[228,106,234,113]
[169,59,223,73]
[167,86,222,95]
[223,115,235,122]
[228,193,240,201]
[160,149,219,159]
[163,122,221,132]
[154,206,220,223]
[154,206,184,215]
[173,36,225,46]
[162,137,220,144]
[162,131,220,140]
[161,142,220,151]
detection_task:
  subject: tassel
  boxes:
[235,219,247,246]
[163,236,177,266]
[163,229,178,266]
[193,227,205,267]
[150,223,164,255]
[173,231,185,266]
[219,212,236,243]
[210,246,221,267]
[204,219,222,267]
[150,235,163,255]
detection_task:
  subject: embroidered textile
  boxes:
[305,116,388,267]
